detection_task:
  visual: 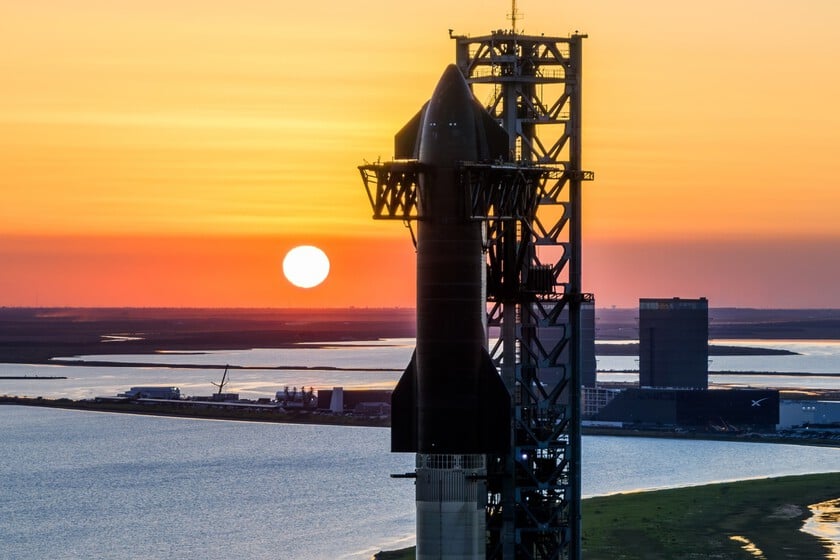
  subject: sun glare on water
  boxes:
[282,245,330,289]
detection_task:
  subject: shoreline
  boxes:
[3,396,838,447]
[0,375,67,379]
[0,396,389,427]
[7,342,805,369]
[44,360,403,372]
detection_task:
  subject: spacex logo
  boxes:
[751,398,769,408]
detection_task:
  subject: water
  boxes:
[597,339,840,389]
[803,499,840,560]
[6,337,840,401]
[0,406,415,560]
[3,339,840,558]
[598,339,840,376]
[599,371,840,390]
[2,406,840,559]
[0,362,404,401]
[62,338,416,370]
[1,340,415,401]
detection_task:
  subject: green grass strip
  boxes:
[376,472,840,559]
[583,472,840,559]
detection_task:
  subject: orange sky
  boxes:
[2,1,840,308]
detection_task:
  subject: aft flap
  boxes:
[474,99,510,162]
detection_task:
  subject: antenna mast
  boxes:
[508,0,521,34]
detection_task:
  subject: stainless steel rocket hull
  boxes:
[390,65,510,455]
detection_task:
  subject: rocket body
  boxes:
[389,65,511,559]
[391,64,510,455]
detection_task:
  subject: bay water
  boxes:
[3,338,840,558]
[3,406,840,559]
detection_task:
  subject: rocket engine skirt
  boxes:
[415,453,487,560]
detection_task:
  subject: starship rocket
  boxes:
[390,65,511,558]
[391,64,510,455]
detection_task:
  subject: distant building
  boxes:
[594,387,779,430]
[582,386,622,418]
[581,300,596,387]
[317,388,393,413]
[276,386,315,408]
[778,400,840,429]
[354,402,391,416]
[639,297,709,389]
[120,386,181,400]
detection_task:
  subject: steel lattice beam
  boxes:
[454,30,592,560]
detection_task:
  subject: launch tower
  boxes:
[359,20,591,560]
[452,28,592,559]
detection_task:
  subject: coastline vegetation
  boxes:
[375,472,840,560]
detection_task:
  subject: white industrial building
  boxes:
[778,400,840,429]
[119,386,181,400]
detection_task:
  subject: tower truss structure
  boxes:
[358,29,591,560]
[453,30,592,559]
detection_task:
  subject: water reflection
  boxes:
[729,535,767,558]
[802,498,840,560]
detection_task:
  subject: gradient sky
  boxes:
[2,0,839,308]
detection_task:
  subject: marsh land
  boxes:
[375,472,840,560]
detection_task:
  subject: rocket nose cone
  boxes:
[440,64,464,83]
[419,64,480,165]
[432,64,471,102]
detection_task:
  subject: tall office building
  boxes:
[639,298,708,389]
[581,301,596,387]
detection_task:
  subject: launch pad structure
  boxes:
[360,26,592,560]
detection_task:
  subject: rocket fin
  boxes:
[474,99,511,162]
[476,349,511,453]
[394,102,429,160]
[391,350,418,452]
[419,349,511,454]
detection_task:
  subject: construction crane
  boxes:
[211,364,229,395]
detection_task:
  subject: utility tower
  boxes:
[358,19,592,560]
[452,28,593,559]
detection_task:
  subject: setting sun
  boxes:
[282,245,330,289]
